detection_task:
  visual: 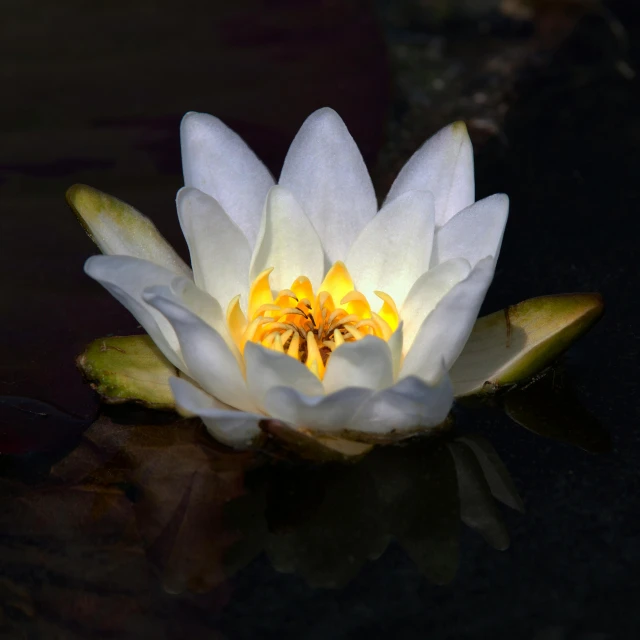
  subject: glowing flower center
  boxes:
[226,261,400,379]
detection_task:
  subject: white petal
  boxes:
[346,190,435,304]
[263,386,373,432]
[170,377,262,449]
[431,194,509,268]
[68,184,191,277]
[144,290,255,412]
[176,187,251,309]
[180,112,275,247]
[150,277,238,357]
[323,336,393,394]
[401,258,495,381]
[347,374,453,434]
[388,323,404,379]
[249,186,325,292]
[84,255,183,369]
[385,121,474,227]
[401,258,471,353]
[279,108,377,263]
[243,342,324,410]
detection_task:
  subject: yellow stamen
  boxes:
[280,328,294,347]
[319,261,354,307]
[226,295,247,350]
[272,332,285,353]
[236,262,400,378]
[291,276,314,304]
[287,331,300,359]
[344,324,364,340]
[305,331,325,378]
[375,290,400,331]
[340,290,371,318]
[371,312,392,340]
[248,267,274,319]
[241,316,271,352]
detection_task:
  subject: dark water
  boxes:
[1,1,639,638]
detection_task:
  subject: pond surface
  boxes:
[1,1,639,638]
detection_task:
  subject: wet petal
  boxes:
[180,112,275,246]
[176,187,251,308]
[346,190,435,304]
[385,121,474,227]
[279,108,377,263]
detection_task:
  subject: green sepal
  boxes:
[66,183,191,276]
[451,293,604,397]
[77,335,177,410]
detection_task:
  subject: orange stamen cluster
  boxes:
[226,261,399,379]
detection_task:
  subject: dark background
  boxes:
[1,0,639,638]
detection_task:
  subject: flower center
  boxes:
[226,261,399,379]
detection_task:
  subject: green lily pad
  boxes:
[77,335,178,410]
[450,293,604,397]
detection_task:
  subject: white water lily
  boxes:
[81,108,508,448]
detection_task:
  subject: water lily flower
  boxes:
[76,108,509,449]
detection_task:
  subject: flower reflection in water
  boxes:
[224,432,522,588]
[0,369,610,635]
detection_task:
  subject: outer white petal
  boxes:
[385,121,474,227]
[346,190,435,304]
[401,258,471,353]
[323,336,393,394]
[279,107,377,263]
[84,255,183,369]
[401,257,496,381]
[388,323,404,380]
[170,377,262,449]
[263,386,373,432]
[431,194,509,269]
[177,187,251,309]
[143,291,255,412]
[243,342,324,411]
[165,276,227,339]
[180,112,275,247]
[249,186,325,292]
[347,374,453,434]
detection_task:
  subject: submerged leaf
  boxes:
[502,368,611,453]
[77,335,177,410]
[451,293,604,396]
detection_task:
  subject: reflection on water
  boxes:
[0,370,608,634]
[224,433,522,589]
